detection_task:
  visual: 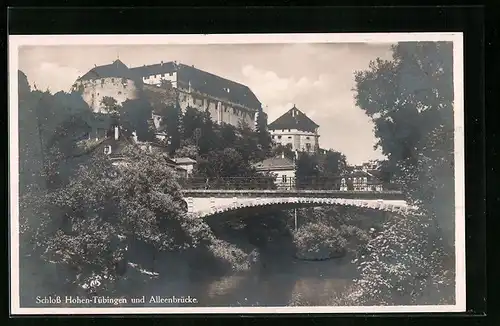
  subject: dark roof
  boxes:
[254,156,295,170]
[79,60,139,81]
[130,61,177,77]
[131,61,262,111]
[268,106,319,132]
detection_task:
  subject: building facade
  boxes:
[130,61,262,130]
[254,154,296,190]
[74,60,263,131]
[268,105,320,153]
[340,169,383,191]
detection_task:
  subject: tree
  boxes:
[295,152,319,188]
[181,107,204,141]
[316,150,347,189]
[347,214,454,305]
[119,98,155,142]
[353,41,454,248]
[271,143,295,161]
[20,146,203,296]
[197,110,219,155]
[255,109,272,156]
[194,148,251,179]
[18,71,45,193]
[235,120,263,162]
[318,150,347,176]
[100,96,120,115]
[158,100,182,155]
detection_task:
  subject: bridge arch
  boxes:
[188,196,414,219]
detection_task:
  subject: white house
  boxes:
[172,157,197,176]
[340,169,383,191]
[254,154,296,190]
[268,105,320,153]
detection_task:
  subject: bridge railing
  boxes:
[178,176,401,192]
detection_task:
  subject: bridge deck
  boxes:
[181,189,405,200]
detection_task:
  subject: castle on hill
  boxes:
[72,59,266,132]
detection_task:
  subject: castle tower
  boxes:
[72,59,140,113]
[267,105,320,153]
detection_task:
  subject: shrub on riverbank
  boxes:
[293,222,347,260]
[340,213,454,306]
[19,147,255,299]
[291,207,371,261]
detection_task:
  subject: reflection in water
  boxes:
[190,247,360,307]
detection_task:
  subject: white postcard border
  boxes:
[9,32,466,315]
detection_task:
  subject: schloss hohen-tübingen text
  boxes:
[35,295,198,306]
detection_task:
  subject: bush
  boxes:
[293,222,347,259]
[348,214,455,305]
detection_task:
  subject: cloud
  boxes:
[30,62,83,93]
[18,43,393,164]
[241,65,333,121]
[240,60,387,164]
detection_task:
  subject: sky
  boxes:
[18,43,395,165]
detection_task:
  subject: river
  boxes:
[123,233,360,307]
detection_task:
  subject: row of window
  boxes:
[91,90,123,99]
[341,177,369,183]
[191,97,248,118]
[145,72,174,80]
[273,135,311,140]
[89,78,128,85]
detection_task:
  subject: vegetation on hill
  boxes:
[17,77,269,299]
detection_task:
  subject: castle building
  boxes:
[131,61,262,130]
[268,105,320,153]
[72,59,140,113]
[74,60,263,131]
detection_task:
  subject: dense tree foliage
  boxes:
[354,41,454,247]
[351,41,456,304]
[17,74,274,300]
[294,150,347,189]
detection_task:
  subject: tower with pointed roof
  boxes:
[267,105,320,153]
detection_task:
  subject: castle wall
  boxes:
[177,89,256,129]
[75,77,139,113]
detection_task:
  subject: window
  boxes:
[306,143,311,151]
[288,136,292,139]
[282,175,287,183]
[278,136,282,139]
[111,78,114,83]
[104,145,112,155]
[306,136,310,140]
[288,129,291,132]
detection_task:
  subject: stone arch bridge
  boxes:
[181,189,415,218]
